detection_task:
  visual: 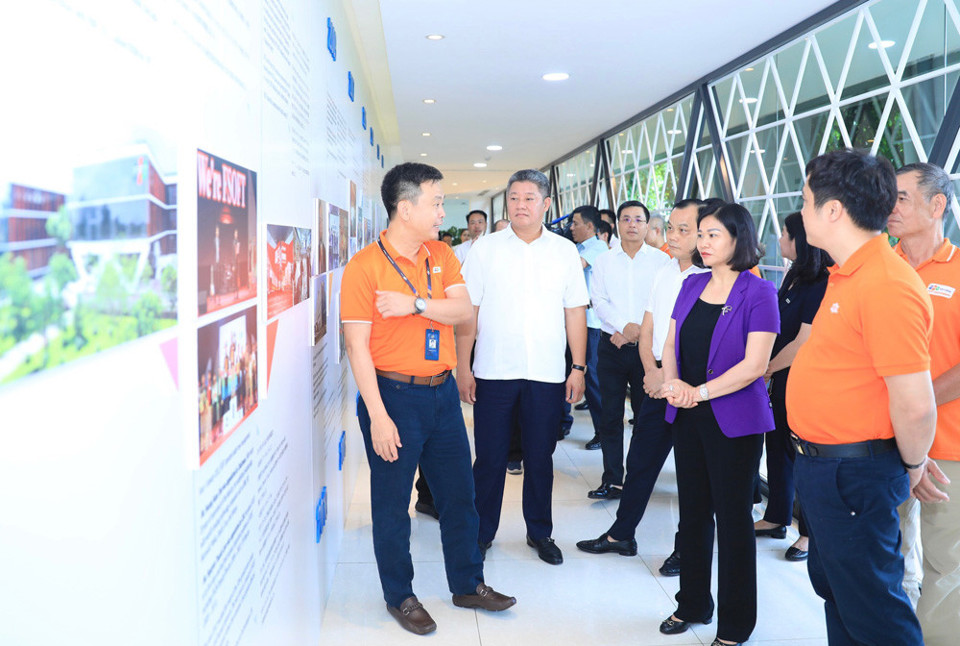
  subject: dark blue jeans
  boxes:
[795,449,922,645]
[473,378,564,543]
[584,327,603,434]
[608,394,672,540]
[358,375,483,607]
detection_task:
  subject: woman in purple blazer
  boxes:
[656,202,779,646]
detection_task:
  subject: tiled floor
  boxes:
[321,405,827,645]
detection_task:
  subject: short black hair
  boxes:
[617,200,649,220]
[440,232,453,241]
[381,162,443,220]
[698,198,727,218]
[698,202,761,272]
[673,198,704,211]
[781,211,831,287]
[572,205,602,232]
[466,209,488,223]
[805,149,897,232]
[599,208,618,236]
[597,220,613,240]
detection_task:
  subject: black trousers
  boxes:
[673,405,763,644]
[596,333,644,486]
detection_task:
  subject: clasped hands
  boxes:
[652,378,700,408]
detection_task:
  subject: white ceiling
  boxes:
[373,0,844,200]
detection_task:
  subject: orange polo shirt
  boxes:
[895,240,960,460]
[787,235,933,444]
[340,231,464,376]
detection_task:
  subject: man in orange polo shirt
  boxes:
[888,161,956,646]
[342,163,515,635]
[787,150,937,645]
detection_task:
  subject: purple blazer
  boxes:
[665,270,780,438]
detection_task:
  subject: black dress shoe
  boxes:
[574,401,589,410]
[576,533,637,556]
[478,541,492,560]
[527,535,563,564]
[585,435,602,450]
[453,583,517,611]
[659,614,712,634]
[659,550,681,576]
[387,596,437,635]
[755,524,787,539]
[785,545,808,561]
[414,501,440,520]
[587,483,622,500]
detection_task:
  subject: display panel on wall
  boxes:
[0,148,179,386]
[266,224,311,320]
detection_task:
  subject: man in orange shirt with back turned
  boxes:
[887,161,957,646]
[342,162,515,636]
[787,149,945,646]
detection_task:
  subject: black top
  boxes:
[679,298,724,385]
[770,277,828,379]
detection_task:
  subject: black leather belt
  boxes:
[376,369,450,387]
[790,433,897,459]
[601,331,638,347]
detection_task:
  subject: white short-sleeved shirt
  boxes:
[577,235,610,329]
[646,259,710,360]
[454,238,474,264]
[591,243,671,336]
[463,225,589,383]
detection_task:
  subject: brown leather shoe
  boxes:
[452,583,517,611]
[387,596,437,635]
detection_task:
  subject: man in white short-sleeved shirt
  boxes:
[457,169,588,566]
[587,200,670,500]
[454,209,487,264]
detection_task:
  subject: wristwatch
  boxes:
[698,384,710,401]
[414,297,427,315]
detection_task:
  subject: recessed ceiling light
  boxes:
[745,67,755,72]
[868,40,895,49]
[426,34,444,40]
[474,162,487,168]
[486,144,503,151]
[482,180,487,183]
[423,99,436,104]
[452,182,458,186]
[419,153,428,157]
[666,108,674,112]
[542,72,570,81]
[740,97,758,104]
[422,132,431,137]
[667,129,682,135]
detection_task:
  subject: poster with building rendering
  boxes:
[0,149,179,386]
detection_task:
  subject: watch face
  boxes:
[415,298,426,313]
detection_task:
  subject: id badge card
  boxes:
[424,328,440,361]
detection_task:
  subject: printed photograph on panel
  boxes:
[349,180,359,257]
[197,305,258,464]
[327,203,340,270]
[311,273,327,346]
[0,147,178,386]
[337,202,349,266]
[197,149,257,316]
[266,224,311,320]
[313,199,327,274]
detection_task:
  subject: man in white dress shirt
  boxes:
[586,200,671,499]
[577,199,707,578]
[457,169,588,565]
[454,209,488,264]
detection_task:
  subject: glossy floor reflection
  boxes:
[321,404,827,645]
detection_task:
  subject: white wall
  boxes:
[0,1,391,644]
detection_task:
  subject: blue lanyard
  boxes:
[377,239,432,299]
